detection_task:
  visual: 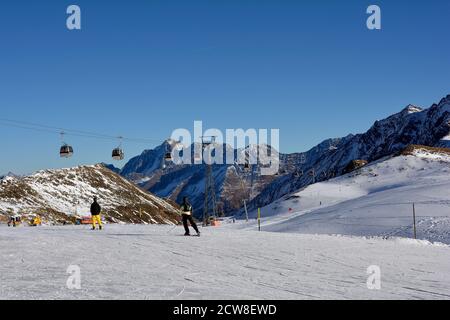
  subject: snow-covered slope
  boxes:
[0,164,180,225]
[244,147,450,244]
[1,224,449,299]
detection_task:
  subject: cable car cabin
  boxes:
[60,145,74,158]
[112,148,124,161]
[164,152,172,161]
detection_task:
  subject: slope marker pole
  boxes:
[243,200,249,223]
[258,208,261,231]
[412,203,417,239]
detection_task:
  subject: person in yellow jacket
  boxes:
[90,197,103,230]
[29,216,41,226]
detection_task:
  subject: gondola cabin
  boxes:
[112,148,124,161]
[60,144,74,158]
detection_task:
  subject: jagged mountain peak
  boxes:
[438,94,450,106]
[100,162,121,174]
[373,104,423,128]
[401,104,423,115]
[0,172,21,180]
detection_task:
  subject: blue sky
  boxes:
[0,0,449,174]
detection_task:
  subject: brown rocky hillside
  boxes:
[0,164,181,225]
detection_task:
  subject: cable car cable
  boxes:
[0,118,163,144]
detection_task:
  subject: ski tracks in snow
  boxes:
[1,224,450,299]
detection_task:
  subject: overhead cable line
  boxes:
[0,118,163,144]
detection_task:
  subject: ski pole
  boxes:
[167,224,178,233]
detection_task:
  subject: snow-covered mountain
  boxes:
[0,164,180,225]
[247,94,450,210]
[0,172,21,180]
[120,95,450,218]
[240,146,450,244]
[121,140,180,182]
[120,143,281,218]
[101,163,121,174]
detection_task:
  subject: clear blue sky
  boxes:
[0,0,449,174]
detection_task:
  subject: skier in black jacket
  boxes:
[180,197,200,236]
[90,197,102,230]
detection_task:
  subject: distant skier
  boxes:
[8,216,20,227]
[180,197,200,236]
[90,196,102,230]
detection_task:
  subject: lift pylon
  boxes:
[201,136,218,226]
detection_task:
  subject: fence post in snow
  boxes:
[258,208,261,232]
[244,200,249,222]
[413,203,417,240]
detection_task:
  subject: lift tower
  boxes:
[201,136,218,226]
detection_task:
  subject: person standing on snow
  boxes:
[90,196,102,230]
[180,197,200,236]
